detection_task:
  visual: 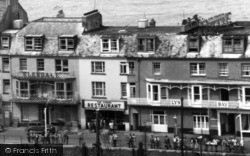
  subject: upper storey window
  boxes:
[0,36,10,49]
[101,37,119,53]
[137,35,156,52]
[222,36,245,54]
[188,36,201,52]
[190,63,206,76]
[59,35,76,51]
[25,35,44,51]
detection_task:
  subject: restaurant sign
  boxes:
[20,72,59,78]
[83,100,125,110]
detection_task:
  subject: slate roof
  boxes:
[0,1,8,24]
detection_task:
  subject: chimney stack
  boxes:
[82,10,102,32]
[57,10,65,18]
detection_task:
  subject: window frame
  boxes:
[188,36,200,52]
[92,82,106,97]
[2,58,10,72]
[150,110,167,125]
[193,115,209,130]
[190,63,206,76]
[0,35,10,49]
[121,83,127,98]
[24,37,43,51]
[120,62,135,75]
[16,81,29,98]
[137,37,156,52]
[91,61,105,74]
[242,64,250,77]
[222,37,245,54]
[101,38,119,53]
[58,37,75,51]
[20,58,27,71]
[3,79,10,94]
[37,59,45,71]
[55,59,69,72]
[147,83,160,102]
[219,63,229,77]
[152,62,161,75]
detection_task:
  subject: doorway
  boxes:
[221,113,235,134]
[133,113,139,130]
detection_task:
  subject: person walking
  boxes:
[150,134,155,149]
[27,130,31,143]
[132,134,136,148]
[113,133,118,147]
[164,135,171,149]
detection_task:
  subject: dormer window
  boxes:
[25,35,44,51]
[222,36,245,53]
[101,38,119,53]
[59,35,76,51]
[0,36,10,49]
[137,35,156,52]
[188,36,201,52]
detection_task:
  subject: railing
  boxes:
[127,98,242,109]
[12,92,79,104]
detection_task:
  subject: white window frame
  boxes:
[129,83,136,98]
[219,63,228,76]
[242,64,250,77]
[138,38,155,52]
[121,83,127,98]
[92,82,106,97]
[193,115,209,130]
[59,38,75,51]
[91,62,105,73]
[20,58,27,71]
[37,59,44,71]
[101,38,119,52]
[53,82,73,99]
[120,62,135,75]
[191,85,202,103]
[242,87,250,105]
[3,79,10,94]
[153,62,161,75]
[121,82,136,98]
[16,81,29,99]
[150,110,167,125]
[25,37,43,51]
[55,59,68,72]
[147,83,160,102]
[2,58,10,72]
[190,63,206,76]
[223,38,244,53]
[1,36,10,49]
[188,37,199,52]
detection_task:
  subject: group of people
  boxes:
[109,132,118,147]
[127,133,136,148]
[88,119,114,133]
[150,134,167,149]
[223,136,242,152]
[27,129,69,144]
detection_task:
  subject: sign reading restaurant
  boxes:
[83,100,125,110]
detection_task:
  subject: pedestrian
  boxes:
[155,137,160,149]
[54,132,59,144]
[46,133,51,144]
[27,130,31,143]
[132,134,136,148]
[127,133,132,147]
[41,134,45,144]
[109,133,113,146]
[164,135,171,149]
[109,120,114,132]
[113,133,118,147]
[150,134,155,149]
[79,134,84,145]
[64,133,69,145]
[35,134,39,144]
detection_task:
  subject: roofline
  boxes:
[32,17,82,23]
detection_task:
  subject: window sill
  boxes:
[91,73,106,75]
[190,74,206,77]
[242,76,250,78]
[3,93,10,95]
[120,97,127,100]
[219,75,229,77]
[25,50,42,52]
[58,50,75,52]
[188,51,199,53]
[2,71,10,73]
[91,96,107,99]
[153,73,161,76]
[120,74,135,76]
[222,52,244,54]
[56,72,69,74]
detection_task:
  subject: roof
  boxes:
[84,26,181,35]
[17,18,83,37]
[2,29,19,34]
[0,1,8,24]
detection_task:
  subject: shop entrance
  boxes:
[221,113,235,134]
[85,110,125,130]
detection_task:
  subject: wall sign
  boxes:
[21,72,59,78]
[171,100,181,106]
[217,101,229,108]
[83,100,125,110]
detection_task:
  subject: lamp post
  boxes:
[44,98,51,137]
[95,108,101,156]
[173,115,178,136]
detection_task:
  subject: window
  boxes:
[120,62,135,75]
[244,88,250,104]
[191,86,209,102]
[92,82,106,97]
[25,37,43,51]
[121,83,127,98]
[66,83,73,98]
[242,64,250,77]
[193,115,209,129]
[16,81,29,98]
[1,36,10,49]
[3,79,10,94]
[138,38,155,52]
[55,59,68,72]
[153,62,161,75]
[188,37,200,52]
[59,37,75,51]
[147,83,160,101]
[190,63,206,76]
[53,82,73,99]
[2,58,10,72]
[91,62,105,73]
[37,59,44,71]
[56,82,64,99]
[150,110,167,125]
[219,63,228,76]
[129,83,136,98]
[222,38,244,53]
[101,38,119,52]
[20,58,27,71]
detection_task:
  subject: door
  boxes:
[221,89,229,101]
[133,113,139,130]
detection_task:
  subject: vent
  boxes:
[13,19,24,29]
[138,19,148,29]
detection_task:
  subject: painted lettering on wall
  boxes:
[84,100,125,110]
[217,101,229,108]
[22,72,59,78]
[171,100,181,106]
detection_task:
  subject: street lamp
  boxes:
[173,115,178,136]
[44,98,51,137]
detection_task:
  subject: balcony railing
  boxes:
[12,71,75,80]
[127,98,241,109]
[12,92,79,105]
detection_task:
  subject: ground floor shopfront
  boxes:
[81,100,129,131]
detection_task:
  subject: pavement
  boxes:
[1,126,250,154]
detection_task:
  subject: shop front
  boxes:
[83,100,127,131]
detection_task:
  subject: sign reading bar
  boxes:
[21,72,59,78]
[84,100,125,110]
[217,101,229,108]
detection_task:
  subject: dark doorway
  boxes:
[221,113,235,134]
[133,113,139,130]
[228,114,235,134]
[221,89,229,101]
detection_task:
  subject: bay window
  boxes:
[147,83,160,101]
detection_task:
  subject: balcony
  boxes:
[12,92,79,105]
[12,71,75,81]
[127,98,241,109]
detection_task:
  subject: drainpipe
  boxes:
[137,58,141,130]
[10,56,14,126]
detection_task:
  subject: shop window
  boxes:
[25,36,43,51]
[138,37,155,52]
[91,62,105,74]
[190,63,206,76]
[59,37,75,51]
[193,115,209,129]
[188,36,200,52]
[222,37,245,54]
[0,36,10,49]
[92,82,106,97]
[3,79,10,94]
[101,38,119,52]
[37,59,44,71]
[152,62,161,75]
[55,59,68,72]
[150,110,167,125]
[20,58,27,71]
[2,58,10,72]
[219,63,228,76]
[147,83,160,102]
[242,64,250,77]
[120,62,134,75]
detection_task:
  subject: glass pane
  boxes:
[154,115,158,124]
[160,115,164,124]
